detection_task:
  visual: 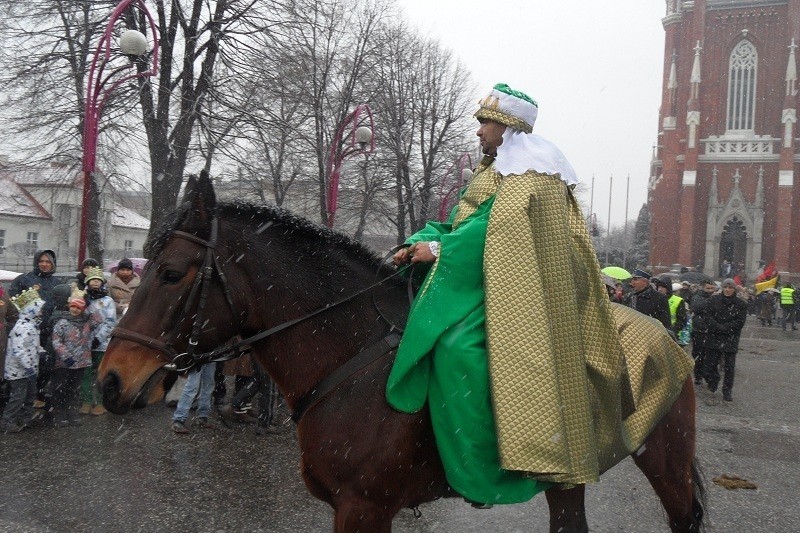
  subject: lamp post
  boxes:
[79,0,159,266]
[326,104,375,228]
[437,153,474,221]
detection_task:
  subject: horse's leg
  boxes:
[333,498,395,533]
[544,484,588,533]
[631,377,705,532]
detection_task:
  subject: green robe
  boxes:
[387,157,694,499]
[385,159,548,504]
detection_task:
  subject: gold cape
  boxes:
[483,169,694,485]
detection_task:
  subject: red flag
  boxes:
[757,260,777,283]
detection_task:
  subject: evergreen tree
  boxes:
[626,204,650,269]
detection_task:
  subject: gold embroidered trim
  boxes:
[474,107,533,134]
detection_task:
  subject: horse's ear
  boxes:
[179,170,216,236]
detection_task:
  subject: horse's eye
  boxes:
[161,270,184,284]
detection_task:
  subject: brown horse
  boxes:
[98,173,706,532]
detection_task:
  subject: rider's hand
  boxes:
[392,246,412,266]
[408,242,437,263]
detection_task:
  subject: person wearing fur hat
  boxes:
[1,288,45,433]
[701,278,748,402]
[78,267,116,416]
[50,298,103,427]
[108,258,140,317]
[387,83,692,504]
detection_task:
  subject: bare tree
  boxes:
[411,41,475,229]
[0,0,479,249]
[367,22,420,242]
[0,1,266,240]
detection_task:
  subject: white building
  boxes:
[0,162,150,271]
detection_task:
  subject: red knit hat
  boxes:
[68,298,87,311]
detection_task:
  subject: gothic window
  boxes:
[726,40,757,131]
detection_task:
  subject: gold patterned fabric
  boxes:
[483,169,693,485]
[451,156,500,229]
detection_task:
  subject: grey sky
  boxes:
[397,0,666,227]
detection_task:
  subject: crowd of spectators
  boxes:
[1,248,283,437]
[607,267,787,403]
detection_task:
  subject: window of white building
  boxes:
[26,231,39,256]
[124,239,133,252]
[0,229,5,254]
[726,40,758,131]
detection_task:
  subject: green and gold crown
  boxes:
[84,266,105,284]
[474,83,539,134]
[11,287,42,311]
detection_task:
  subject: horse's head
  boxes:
[99,172,245,414]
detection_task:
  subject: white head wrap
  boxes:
[475,83,579,186]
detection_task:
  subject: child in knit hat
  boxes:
[50,297,103,427]
[1,288,45,433]
[79,267,116,416]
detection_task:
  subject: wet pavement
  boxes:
[2,319,799,532]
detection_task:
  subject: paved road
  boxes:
[2,319,798,532]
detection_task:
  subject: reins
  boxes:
[165,255,409,372]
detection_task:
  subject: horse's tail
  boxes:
[690,457,707,532]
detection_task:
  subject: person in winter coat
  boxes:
[75,258,100,291]
[654,278,689,340]
[78,267,116,416]
[1,288,45,433]
[9,249,60,401]
[757,290,776,327]
[50,298,103,427]
[0,285,20,387]
[107,258,140,317]
[702,278,748,402]
[622,268,672,330]
[690,280,717,385]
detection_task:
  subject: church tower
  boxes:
[649,0,800,280]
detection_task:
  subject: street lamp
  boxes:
[79,0,159,266]
[437,153,474,221]
[326,104,375,228]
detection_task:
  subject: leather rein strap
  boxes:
[291,332,401,423]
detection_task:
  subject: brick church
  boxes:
[649,0,800,280]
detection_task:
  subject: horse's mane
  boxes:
[145,200,386,266]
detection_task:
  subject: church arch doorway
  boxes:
[718,216,747,276]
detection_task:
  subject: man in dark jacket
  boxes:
[9,249,59,401]
[702,278,748,401]
[622,268,671,330]
[690,280,716,385]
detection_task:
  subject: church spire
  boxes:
[783,39,798,149]
[786,38,797,97]
[756,166,765,208]
[690,41,702,99]
[709,166,718,207]
[668,50,678,91]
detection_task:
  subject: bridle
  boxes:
[112,216,242,369]
[111,215,410,422]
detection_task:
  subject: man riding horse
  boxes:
[388,83,693,506]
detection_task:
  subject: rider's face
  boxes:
[477,119,506,156]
